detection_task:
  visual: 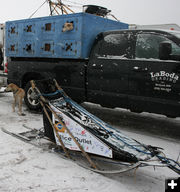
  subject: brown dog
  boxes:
[5,83,25,116]
[62,22,73,32]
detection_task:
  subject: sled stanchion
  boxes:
[53,79,68,97]
[45,103,98,170]
[30,80,70,159]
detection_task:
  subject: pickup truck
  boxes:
[5,14,180,117]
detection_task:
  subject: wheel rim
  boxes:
[27,87,39,107]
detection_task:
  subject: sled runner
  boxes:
[1,125,142,174]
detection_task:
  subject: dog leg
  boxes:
[18,98,23,116]
[12,97,16,112]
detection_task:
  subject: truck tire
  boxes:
[24,81,41,110]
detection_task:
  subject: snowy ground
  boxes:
[0,91,179,192]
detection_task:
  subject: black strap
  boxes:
[13,89,18,95]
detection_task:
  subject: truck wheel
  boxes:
[24,81,41,110]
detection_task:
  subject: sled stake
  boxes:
[53,79,68,97]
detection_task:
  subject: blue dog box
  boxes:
[5,13,128,59]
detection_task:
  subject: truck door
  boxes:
[129,31,180,116]
[87,32,134,108]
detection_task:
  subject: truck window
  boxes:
[99,33,130,58]
[135,33,180,60]
[172,42,180,55]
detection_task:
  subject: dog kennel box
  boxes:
[5,13,128,59]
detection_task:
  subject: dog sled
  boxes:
[2,79,180,174]
[24,79,179,174]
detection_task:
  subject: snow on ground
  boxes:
[0,92,179,192]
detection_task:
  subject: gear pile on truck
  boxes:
[3,5,180,117]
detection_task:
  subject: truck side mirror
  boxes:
[159,41,172,60]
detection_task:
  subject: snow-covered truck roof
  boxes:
[129,23,180,31]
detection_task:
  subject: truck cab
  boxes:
[87,29,180,117]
